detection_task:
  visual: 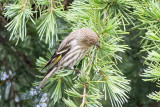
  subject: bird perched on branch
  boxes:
[39,28,99,88]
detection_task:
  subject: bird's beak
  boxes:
[96,43,100,49]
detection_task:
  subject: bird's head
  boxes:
[76,28,99,48]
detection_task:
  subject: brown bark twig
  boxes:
[81,83,87,107]
[50,0,54,12]
[22,0,28,12]
[99,70,107,80]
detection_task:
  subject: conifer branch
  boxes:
[50,0,54,13]
[36,0,131,106]
[22,0,28,12]
[3,0,160,106]
[81,83,87,107]
[99,70,107,80]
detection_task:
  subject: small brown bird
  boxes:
[39,28,99,88]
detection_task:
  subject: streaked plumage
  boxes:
[39,28,99,88]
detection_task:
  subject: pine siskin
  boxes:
[39,28,99,88]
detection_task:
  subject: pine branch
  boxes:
[36,0,63,47]
[139,0,160,102]
[22,0,28,11]
[36,0,131,106]
[50,0,53,12]
[148,91,160,101]
[81,83,87,107]
[4,0,35,42]
[99,70,107,80]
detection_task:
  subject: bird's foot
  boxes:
[73,69,81,73]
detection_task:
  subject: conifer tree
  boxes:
[139,0,160,102]
[35,0,132,106]
[1,0,160,107]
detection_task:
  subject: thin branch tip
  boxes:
[50,0,54,12]
[99,70,107,80]
[80,83,87,107]
[22,0,28,12]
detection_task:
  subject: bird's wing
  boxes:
[41,33,75,73]
[57,31,76,52]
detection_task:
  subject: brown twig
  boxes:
[50,0,54,12]
[80,83,87,107]
[99,70,107,80]
[22,0,28,12]
[73,68,81,73]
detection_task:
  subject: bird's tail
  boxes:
[39,67,58,88]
